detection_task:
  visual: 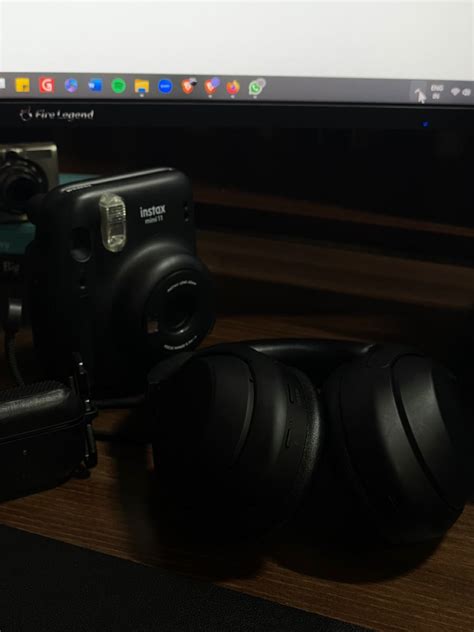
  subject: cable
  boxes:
[93,429,150,446]
[92,394,146,410]
[4,332,25,387]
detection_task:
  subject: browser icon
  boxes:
[182,77,197,95]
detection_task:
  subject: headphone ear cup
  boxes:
[151,346,325,536]
[281,367,324,521]
[322,347,470,544]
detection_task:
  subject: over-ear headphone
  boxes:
[148,339,474,545]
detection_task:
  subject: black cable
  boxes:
[93,430,150,446]
[92,394,146,410]
[4,332,25,387]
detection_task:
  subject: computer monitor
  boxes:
[0,1,472,129]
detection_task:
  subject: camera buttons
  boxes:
[71,227,92,262]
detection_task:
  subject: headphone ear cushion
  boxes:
[282,366,324,519]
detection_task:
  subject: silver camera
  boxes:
[0,142,59,221]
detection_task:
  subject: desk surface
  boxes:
[0,314,473,632]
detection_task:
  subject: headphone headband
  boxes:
[247,339,375,382]
[147,339,376,391]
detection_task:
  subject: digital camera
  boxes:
[26,168,215,398]
[0,143,58,221]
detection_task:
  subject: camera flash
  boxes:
[99,192,127,253]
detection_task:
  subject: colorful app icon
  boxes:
[65,78,78,93]
[134,79,150,95]
[205,77,220,95]
[0,78,6,90]
[111,77,127,94]
[88,78,103,92]
[181,77,197,95]
[15,77,30,93]
[249,78,267,97]
[226,80,240,96]
[158,79,173,94]
[39,77,55,93]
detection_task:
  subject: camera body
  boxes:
[0,143,58,220]
[27,168,214,397]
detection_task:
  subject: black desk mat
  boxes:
[0,524,371,631]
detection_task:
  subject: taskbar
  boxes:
[0,73,473,107]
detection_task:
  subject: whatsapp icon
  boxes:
[111,78,127,94]
[249,78,267,97]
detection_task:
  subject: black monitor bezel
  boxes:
[0,99,472,129]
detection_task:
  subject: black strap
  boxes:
[4,331,25,387]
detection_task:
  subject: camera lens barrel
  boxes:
[144,266,214,352]
[0,154,48,215]
[118,240,214,360]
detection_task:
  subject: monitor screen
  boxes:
[0,1,472,127]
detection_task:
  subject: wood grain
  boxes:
[198,229,474,311]
[0,312,473,632]
[1,221,474,632]
[194,183,474,239]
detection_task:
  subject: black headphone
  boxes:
[148,339,474,545]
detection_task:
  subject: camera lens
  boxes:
[163,291,197,333]
[141,265,214,358]
[5,174,42,206]
[0,154,48,215]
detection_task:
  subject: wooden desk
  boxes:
[0,235,474,632]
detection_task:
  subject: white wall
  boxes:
[1,1,472,80]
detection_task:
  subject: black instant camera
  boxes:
[26,169,215,398]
